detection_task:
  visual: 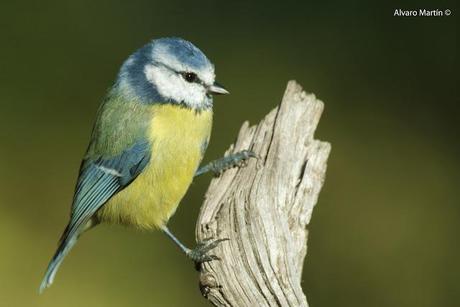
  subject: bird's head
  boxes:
[116,37,228,110]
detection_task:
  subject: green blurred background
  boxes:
[0,0,457,306]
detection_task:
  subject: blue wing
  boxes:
[68,140,151,239]
[39,140,151,292]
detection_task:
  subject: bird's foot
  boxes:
[186,238,229,269]
[195,150,258,177]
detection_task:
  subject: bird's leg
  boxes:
[195,149,257,177]
[162,226,228,268]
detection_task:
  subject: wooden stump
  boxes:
[196,81,331,307]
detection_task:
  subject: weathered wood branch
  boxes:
[196,81,331,307]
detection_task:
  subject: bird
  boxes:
[39,37,250,293]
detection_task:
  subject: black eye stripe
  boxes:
[181,72,201,83]
[152,62,205,85]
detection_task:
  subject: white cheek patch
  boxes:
[144,64,207,108]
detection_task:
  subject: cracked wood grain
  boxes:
[196,81,331,307]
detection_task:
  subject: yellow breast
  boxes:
[97,104,212,229]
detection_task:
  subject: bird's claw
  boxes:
[236,150,254,167]
[211,150,258,176]
[186,238,229,268]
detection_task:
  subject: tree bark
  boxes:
[196,81,331,307]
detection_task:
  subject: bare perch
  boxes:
[196,81,331,307]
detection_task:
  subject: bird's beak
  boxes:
[208,81,229,95]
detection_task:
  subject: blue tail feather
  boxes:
[39,232,78,294]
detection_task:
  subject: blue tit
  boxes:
[39,37,230,293]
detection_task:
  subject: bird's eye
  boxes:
[182,72,197,83]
